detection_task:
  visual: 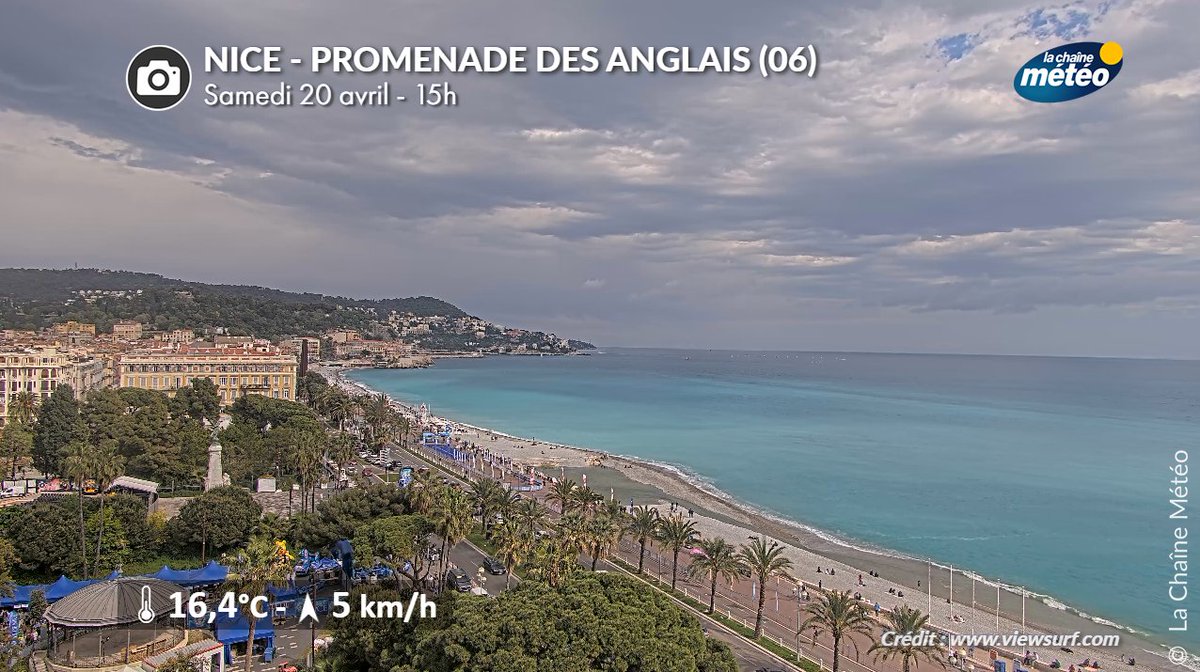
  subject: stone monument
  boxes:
[204,422,230,490]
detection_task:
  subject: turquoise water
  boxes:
[349,349,1199,643]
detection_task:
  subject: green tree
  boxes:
[170,486,263,561]
[468,477,505,536]
[655,514,698,591]
[738,536,794,639]
[155,655,200,672]
[90,442,125,575]
[687,536,747,615]
[625,505,660,574]
[0,422,33,478]
[170,378,221,426]
[31,385,85,475]
[60,441,94,577]
[546,478,577,514]
[222,536,294,672]
[292,484,408,550]
[404,572,737,672]
[6,501,78,576]
[511,497,547,537]
[0,537,17,597]
[429,487,473,583]
[7,391,37,428]
[868,605,946,672]
[802,589,875,672]
[584,513,624,571]
[353,514,436,588]
[492,519,533,589]
[27,589,47,622]
[86,506,130,576]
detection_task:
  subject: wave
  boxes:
[339,366,1155,644]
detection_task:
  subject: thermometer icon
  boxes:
[137,585,155,624]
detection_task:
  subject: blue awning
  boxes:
[214,612,275,644]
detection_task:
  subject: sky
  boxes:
[1,0,1198,358]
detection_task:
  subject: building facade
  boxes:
[115,345,298,404]
[0,346,106,426]
[112,321,143,341]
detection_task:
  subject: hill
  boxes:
[0,269,593,350]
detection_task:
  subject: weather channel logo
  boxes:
[1013,41,1123,103]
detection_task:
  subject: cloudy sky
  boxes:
[1,0,1198,357]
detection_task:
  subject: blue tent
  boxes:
[214,612,275,664]
[0,584,45,608]
[44,575,96,602]
[187,560,228,585]
[149,565,194,584]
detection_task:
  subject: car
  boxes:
[482,557,506,575]
[0,486,20,498]
[446,568,472,592]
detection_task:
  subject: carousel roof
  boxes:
[43,577,183,628]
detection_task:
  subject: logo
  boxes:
[127,45,191,110]
[1013,41,1123,103]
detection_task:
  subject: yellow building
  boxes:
[116,345,297,404]
[51,321,96,336]
[0,346,106,426]
[112,321,143,341]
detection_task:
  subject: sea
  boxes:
[347,348,1199,646]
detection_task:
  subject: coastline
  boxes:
[328,364,1177,671]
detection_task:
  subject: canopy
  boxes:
[148,560,227,587]
[214,612,275,644]
[45,575,98,601]
[0,584,45,608]
[267,584,303,601]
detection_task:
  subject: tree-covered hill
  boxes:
[0,268,466,340]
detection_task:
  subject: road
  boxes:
[389,441,803,672]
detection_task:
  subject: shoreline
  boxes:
[328,364,1178,671]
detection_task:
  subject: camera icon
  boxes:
[127,45,191,110]
[136,60,181,97]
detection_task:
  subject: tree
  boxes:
[170,487,263,561]
[155,655,200,672]
[170,378,220,426]
[222,536,294,672]
[546,478,577,514]
[512,497,547,537]
[292,484,408,550]
[492,520,533,589]
[353,515,436,588]
[655,514,698,591]
[86,506,130,576]
[688,537,747,615]
[868,605,946,672]
[60,441,94,577]
[7,391,37,428]
[0,422,33,478]
[468,478,505,536]
[802,590,875,672]
[738,536,794,638]
[90,441,125,575]
[27,589,47,622]
[429,487,473,584]
[584,513,624,571]
[403,572,738,672]
[625,505,660,574]
[0,537,17,597]
[5,501,78,576]
[31,385,85,475]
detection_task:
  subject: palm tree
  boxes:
[292,433,324,513]
[9,392,37,427]
[572,486,604,516]
[868,605,946,672]
[61,441,93,578]
[738,536,795,638]
[222,537,294,672]
[430,487,473,584]
[492,519,533,588]
[530,535,578,588]
[513,497,548,537]
[328,432,356,478]
[655,514,698,591]
[687,537,747,614]
[546,479,577,514]
[585,513,624,571]
[321,389,356,432]
[625,506,660,574]
[90,442,125,575]
[802,589,875,672]
[469,478,506,535]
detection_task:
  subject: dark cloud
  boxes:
[1,0,1198,357]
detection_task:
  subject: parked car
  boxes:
[482,557,506,575]
[0,487,20,498]
[446,568,472,592]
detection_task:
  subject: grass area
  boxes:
[611,557,821,672]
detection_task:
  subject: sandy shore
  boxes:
[324,366,1178,672]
